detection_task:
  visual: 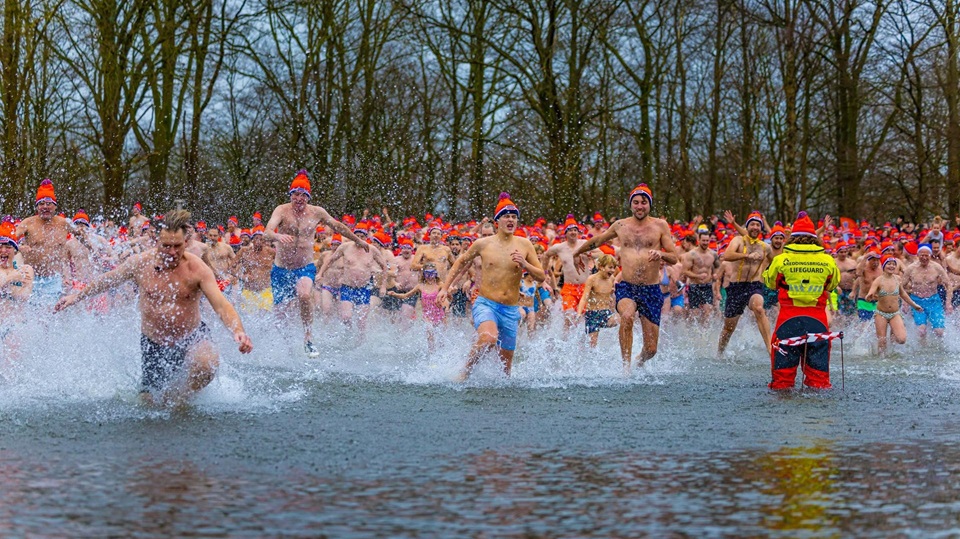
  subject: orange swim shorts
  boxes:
[561,283,585,311]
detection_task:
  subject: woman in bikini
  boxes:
[865,256,922,355]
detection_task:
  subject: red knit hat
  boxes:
[196,220,207,231]
[252,212,262,221]
[331,234,343,245]
[881,254,897,269]
[769,222,786,237]
[72,210,91,226]
[0,217,19,250]
[628,183,653,206]
[494,192,519,221]
[592,212,604,222]
[240,228,251,238]
[133,202,142,212]
[228,216,239,226]
[36,179,57,205]
[289,170,311,198]
[562,214,580,234]
[790,211,817,237]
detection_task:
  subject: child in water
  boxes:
[387,263,446,351]
[577,254,620,347]
[865,256,922,355]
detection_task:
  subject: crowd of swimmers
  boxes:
[1,172,958,404]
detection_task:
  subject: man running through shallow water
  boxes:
[263,170,370,357]
[55,209,253,406]
[15,179,70,306]
[572,184,679,374]
[542,214,592,332]
[438,193,545,381]
[717,211,773,357]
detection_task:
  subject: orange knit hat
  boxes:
[72,209,91,226]
[628,183,652,206]
[494,192,519,221]
[562,214,580,234]
[0,217,19,250]
[289,169,311,198]
[36,179,57,205]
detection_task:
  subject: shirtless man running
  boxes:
[572,184,679,373]
[15,179,70,306]
[439,193,545,380]
[264,170,370,356]
[903,244,953,340]
[55,210,253,406]
[542,215,592,330]
[717,211,773,357]
[680,228,721,322]
[316,225,387,331]
[412,225,457,281]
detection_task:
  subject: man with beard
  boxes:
[717,211,773,357]
[56,210,253,406]
[572,184,679,374]
[439,193,545,380]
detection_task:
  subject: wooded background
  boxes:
[1,0,959,224]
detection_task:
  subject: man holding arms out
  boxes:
[263,170,370,357]
[572,184,679,374]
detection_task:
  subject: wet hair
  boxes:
[596,254,617,268]
[786,234,823,247]
[160,209,192,236]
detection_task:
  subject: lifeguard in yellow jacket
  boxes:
[762,211,840,390]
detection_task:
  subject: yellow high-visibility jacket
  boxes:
[762,243,840,309]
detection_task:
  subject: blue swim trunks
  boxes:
[615,282,664,326]
[911,294,945,329]
[472,296,522,351]
[270,264,316,305]
[584,309,613,334]
[340,284,373,305]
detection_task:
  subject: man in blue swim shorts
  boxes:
[903,243,953,340]
[263,170,371,357]
[439,192,546,381]
[572,183,679,374]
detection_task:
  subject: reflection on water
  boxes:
[2,442,959,537]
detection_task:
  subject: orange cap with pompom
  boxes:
[494,192,519,221]
[0,216,19,250]
[562,214,580,234]
[36,179,57,205]
[73,209,91,226]
[289,170,311,198]
[628,184,652,206]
